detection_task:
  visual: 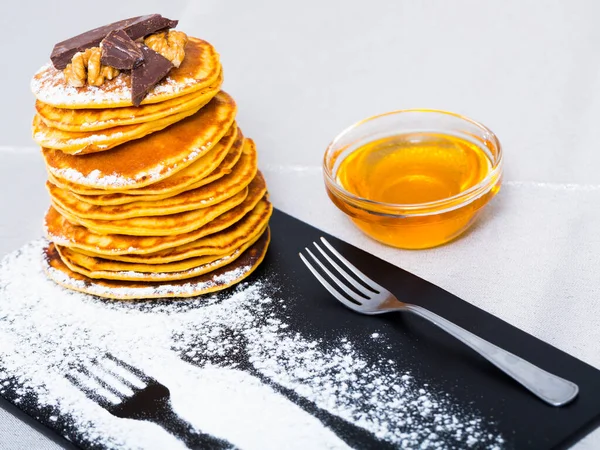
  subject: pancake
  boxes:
[56,227,264,281]
[50,124,242,200]
[57,245,225,274]
[47,138,258,220]
[43,228,270,300]
[33,25,272,301]
[42,91,237,189]
[52,185,249,236]
[35,70,222,132]
[75,197,272,264]
[33,104,205,155]
[32,37,221,109]
[45,175,268,255]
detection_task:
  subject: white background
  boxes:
[1,1,599,448]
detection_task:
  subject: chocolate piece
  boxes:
[131,45,173,106]
[100,30,143,70]
[51,14,178,69]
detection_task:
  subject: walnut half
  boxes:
[64,47,120,87]
[144,30,188,68]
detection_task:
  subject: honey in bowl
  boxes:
[336,133,491,205]
[323,110,503,249]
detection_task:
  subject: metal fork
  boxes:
[67,354,232,449]
[300,237,579,407]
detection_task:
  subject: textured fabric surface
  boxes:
[0,408,65,450]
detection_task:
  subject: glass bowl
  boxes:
[323,110,503,249]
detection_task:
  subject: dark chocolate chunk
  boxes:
[100,30,143,70]
[51,14,178,69]
[124,14,178,41]
[131,45,173,106]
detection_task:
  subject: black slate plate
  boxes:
[1,208,600,449]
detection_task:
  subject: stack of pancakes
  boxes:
[31,37,272,300]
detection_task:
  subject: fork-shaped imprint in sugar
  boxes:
[67,354,232,449]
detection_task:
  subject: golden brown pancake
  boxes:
[35,71,222,132]
[31,38,222,109]
[47,139,257,220]
[56,227,264,281]
[76,197,272,264]
[52,185,248,236]
[57,245,224,274]
[43,228,270,300]
[45,174,268,254]
[42,91,237,189]
[33,105,206,155]
[49,125,242,200]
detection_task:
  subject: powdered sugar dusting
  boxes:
[0,240,505,449]
[31,63,203,107]
[51,164,167,188]
[34,128,124,148]
[98,250,237,281]
[48,247,249,297]
[48,146,207,189]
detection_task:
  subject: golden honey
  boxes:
[336,133,491,205]
[325,124,502,249]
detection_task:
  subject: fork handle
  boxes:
[404,304,579,406]
[153,404,232,449]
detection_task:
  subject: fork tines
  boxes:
[299,237,383,310]
[66,354,147,407]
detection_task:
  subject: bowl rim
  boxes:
[322,108,503,216]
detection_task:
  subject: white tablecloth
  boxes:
[1,0,599,448]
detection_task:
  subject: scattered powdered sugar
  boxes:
[49,163,167,189]
[151,76,199,96]
[45,248,248,299]
[0,240,505,449]
[48,145,208,189]
[31,63,200,107]
[34,129,123,148]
